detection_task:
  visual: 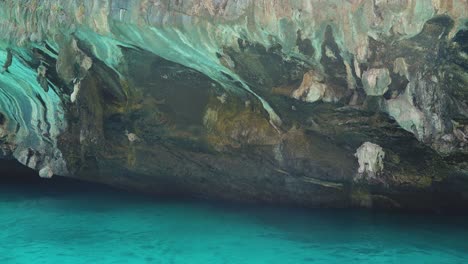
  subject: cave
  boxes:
[0,1,467,263]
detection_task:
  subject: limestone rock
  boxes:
[39,165,54,178]
[125,130,140,143]
[362,68,392,96]
[393,58,410,80]
[355,142,386,179]
[292,70,342,103]
[0,0,466,211]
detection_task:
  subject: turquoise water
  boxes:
[1,179,468,264]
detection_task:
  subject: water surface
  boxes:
[1,174,467,264]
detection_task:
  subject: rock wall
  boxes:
[0,0,467,212]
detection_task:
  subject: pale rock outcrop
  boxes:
[70,80,81,103]
[125,130,141,143]
[362,68,392,96]
[39,165,54,178]
[292,70,342,103]
[393,57,410,80]
[355,142,386,179]
[292,71,325,102]
[385,90,426,140]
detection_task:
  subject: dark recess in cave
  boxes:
[0,159,42,183]
[0,159,114,194]
[0,112,5,125]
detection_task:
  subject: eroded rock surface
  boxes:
[0,0,467,212]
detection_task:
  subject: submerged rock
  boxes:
[0,0,467,212]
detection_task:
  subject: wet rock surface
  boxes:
[0,0,467,212]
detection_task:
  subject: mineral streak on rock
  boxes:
[0,0,467,211]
